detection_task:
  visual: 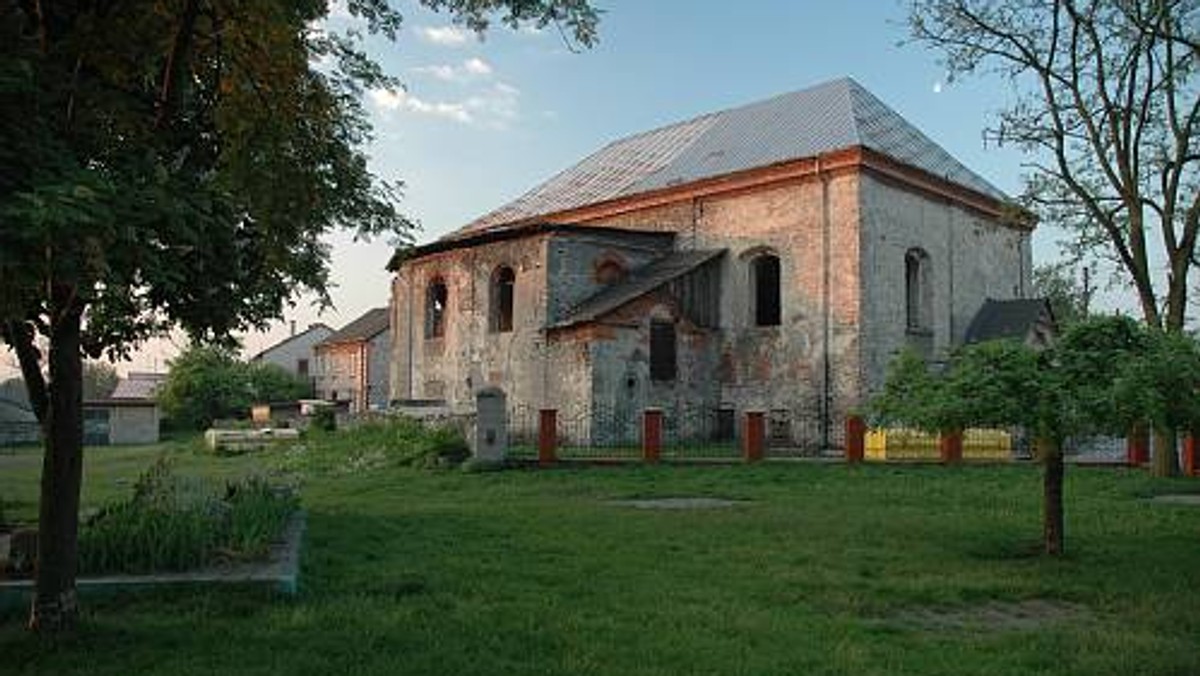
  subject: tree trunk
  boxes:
[1151,426,1179,478]
[28,297,85,633]
[1039,436,1064,557]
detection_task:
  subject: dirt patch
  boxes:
[1149,494,1200,506]
[610,497,746,510]
[888,599,1091,633]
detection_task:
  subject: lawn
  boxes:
[2,437,1199,675]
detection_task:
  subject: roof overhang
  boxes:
[386,222,676,271]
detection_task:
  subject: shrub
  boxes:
[78,459,298,574]
[310,405,337,432]
[283,416,471,474]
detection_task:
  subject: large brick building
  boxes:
[387,78,1035,448]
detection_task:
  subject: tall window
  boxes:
[426,278,447,339]
[490,266,515,333]
[650,321,677,381]
[905,248,931,331]
[595,259,626,286]
[751,254,782,326]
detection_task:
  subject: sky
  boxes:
[1,0,1067,379]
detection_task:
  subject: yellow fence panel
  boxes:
[865,428,1012,461]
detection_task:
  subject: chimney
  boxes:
[290,320,297,336]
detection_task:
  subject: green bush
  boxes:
[283,416,470,474]
[78,458,299,574]
[310,405,337,432]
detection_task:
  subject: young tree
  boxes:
[81,362,119,400]
[156,346,249,430]
[1032,262,1090,328]
[908,0,1200,332]
[1114,329,1200,476]
[873,316,1150,555]
[0,0,599,632]
[158,347,312,429]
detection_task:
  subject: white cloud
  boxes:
[417,25,471,47]
[933,81,944,94]
[464,82,521,129]
[370,88,473,124]
[368,81,522,130]
[463,57,493,76]
[412,57,494,82]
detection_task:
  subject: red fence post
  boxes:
[1127,423,1150,466]
[743,411,765,463]
[538,409,557,466]
[642,408,662,463]
[845,415,866,464]
[939,428,963,464]
[1184,431,1197,477]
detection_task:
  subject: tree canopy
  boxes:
[157,346,310,430]
[908,0,1200,331]
[0,0,599,631]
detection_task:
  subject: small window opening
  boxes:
[490,266,515,333]
[650,321,677,382]
[905,248,932,332]
[596,260,626,286]
[426,278,448,339]
[752,254,782,326]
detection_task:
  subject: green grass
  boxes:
[2,437,1200,675]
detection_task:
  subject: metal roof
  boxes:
[320,307,390,345]
[964,298,1055,344]
[457,77,1005,236]
[110,372,166,400]
[550,249,726,329]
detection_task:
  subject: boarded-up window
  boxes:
[596,260,625,285]
[426,278,448,338]
[752,254,782,326]
[650,321,677,382]
[905,248,931,331]
[714,408,735,442]
[490,266,515,333]
[769,409,792,446]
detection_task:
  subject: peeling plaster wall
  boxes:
[578,174,862,444]
[391,231,678,416]
[389,167,1027,448]
[858,172,1031,394]
[544,230,674,324]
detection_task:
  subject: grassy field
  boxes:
[2,437,1199,675]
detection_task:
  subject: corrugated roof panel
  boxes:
[454,77,1006,237]
[465,113,718,233]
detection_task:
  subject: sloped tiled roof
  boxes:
[111,372,166,400]
[321,308,390,345]
[250,323,334,361]
[964,299,1055,344]
[550,249,725,329]
[458,77,1005,236]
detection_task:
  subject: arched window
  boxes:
[425,277,448,339]
[751,254,782,327]
[490,266,515,333]
[905,248,932,331]
[595,260,626,286]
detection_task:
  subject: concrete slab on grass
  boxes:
[0,511,305,608]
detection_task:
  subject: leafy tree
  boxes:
[873,316,1150,555]
[157,346,249,430]
[0,0,599,632]
[247,361,312,403]
[907,1,1200,332]
[1032,262,1090,328]
[81,362,119,400]
[1114,329,1200,476]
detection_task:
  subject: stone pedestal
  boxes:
[473,387,507,462]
